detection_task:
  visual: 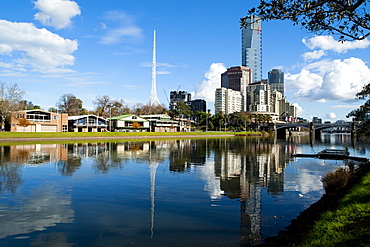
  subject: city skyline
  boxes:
[0,0,369,122]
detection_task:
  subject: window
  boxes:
[62,125,67,132]
[53,115,58,120]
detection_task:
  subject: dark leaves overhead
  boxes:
[242,0,370,41]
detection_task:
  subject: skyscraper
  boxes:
[221,66,252,112]
[241,16,262,83]
[268,69,284,96]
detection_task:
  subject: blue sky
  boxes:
[0,0,370,121]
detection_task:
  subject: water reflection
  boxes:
[0,135,368,246]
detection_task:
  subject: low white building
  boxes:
[109,114,150,132]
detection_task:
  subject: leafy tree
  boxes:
[18,118,31,132]
[170,102,192,118]
[57,94,83,116]
[132,122,141,130]
[228,112,247,131]
[243,0,370,41]
[347,84,370,134]
[0,81,25,130]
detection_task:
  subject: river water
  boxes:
[0,134,369,247]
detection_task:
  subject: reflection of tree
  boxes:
[92,153,123,174]
[56,156,82,176]
[0,162,22,193]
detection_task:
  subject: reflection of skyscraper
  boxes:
[242,16,262,83]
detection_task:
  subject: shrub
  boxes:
[321,167,351,194]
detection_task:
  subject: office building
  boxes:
[215,88,242,115]
[221,66,252,111]
[246,81,271,112]
[169,91,191,111]
[242,15,262,82]
[188,99,207,113]
[268,69,284,96]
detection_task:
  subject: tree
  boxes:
[132,122,141,130]
[18,118,31,132]
[347,84,370,134]
[93,95,111,118]
[170,102,192,118]
[243,0,370,41]
[0,81,25,130]
[57,94,83,116]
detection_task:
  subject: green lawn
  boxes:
[0,131,234,139]
[301,171,370,247]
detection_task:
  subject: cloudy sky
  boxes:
[0,0,369,121]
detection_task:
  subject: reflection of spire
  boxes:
[149,149,159,238]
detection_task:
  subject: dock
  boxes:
[292,149,368,162]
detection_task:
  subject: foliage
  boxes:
[170,101,192,118]
[18,118,31,132]
[321,167,351,194]
[94,95,129,118]
[0,81,25,129]
[347,84,370,134]
[57,93,83,116]
[302,170,370,246]
[132,122,141,129]
[243,0,370,41]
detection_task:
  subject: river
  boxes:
[0,134,369,246]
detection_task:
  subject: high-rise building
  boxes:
[215,88,242,115]
[188,99,206,113]
[221,66,252,112]
[169,91,191,111]
[241,16,262,83]
[246,81,271,112]
[268,69,284,96]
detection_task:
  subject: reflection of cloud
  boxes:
[195,160,224,200]
[284,159,346,194]
[0,184,74,239]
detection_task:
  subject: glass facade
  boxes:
[242,16,262,83]
[268,69,285,96]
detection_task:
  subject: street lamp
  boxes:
[107,104,112,132]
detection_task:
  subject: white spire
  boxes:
[147,30,161,106]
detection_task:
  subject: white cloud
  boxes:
[325,112,337,119]
[34,0,81,29]
[293,103,304,115]
[286,57,370,103]
[194,63,226,103]
[331,104,361,109]
[0,20,78,70]
[302,50,326,61]
[303,36,370,53]
[99,11,143,45]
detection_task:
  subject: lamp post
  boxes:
[107,104,112,132]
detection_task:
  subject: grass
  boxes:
[0,131,234,139]
[301,170,370,247]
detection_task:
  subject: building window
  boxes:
[16,114,25,119]
[53,115,58,120]
[62,125,67,132]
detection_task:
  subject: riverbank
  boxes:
[260,160,370,246]
[0,131,235,143]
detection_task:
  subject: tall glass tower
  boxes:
[268,69,284,96]
[242,15,262,83]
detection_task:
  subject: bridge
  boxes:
[275,122,358,138]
